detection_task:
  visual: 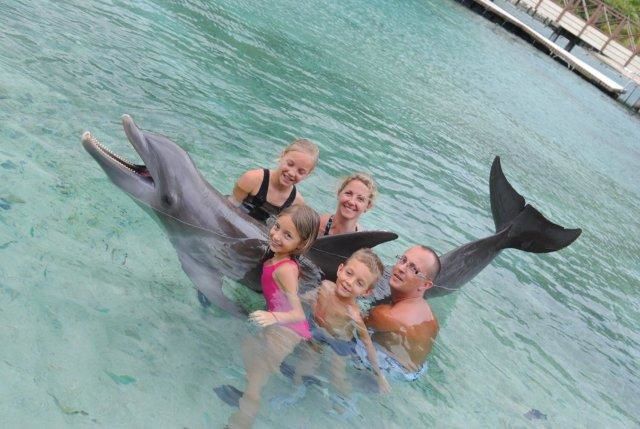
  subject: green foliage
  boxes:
[603,0,640,21]
[571,0,640,47]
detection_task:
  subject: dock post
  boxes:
[622,84,638,103]
[623,46,639,67]
[601,18,629,53]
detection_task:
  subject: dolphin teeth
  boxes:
[91,135,138,168]
[85,129,150,181]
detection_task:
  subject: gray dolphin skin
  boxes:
[81,115,397,314]
[81,115,581,309]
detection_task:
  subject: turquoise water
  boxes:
[1,0,639,427]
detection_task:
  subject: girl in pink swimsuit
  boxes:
[228,205,319,429]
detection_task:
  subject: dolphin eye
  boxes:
[162,194,173,207]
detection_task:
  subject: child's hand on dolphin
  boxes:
[249,310,278,327]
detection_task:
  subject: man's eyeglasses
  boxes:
[395,255,427,280]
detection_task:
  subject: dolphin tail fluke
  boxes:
[490,156,582,253]
[505,205,582,253]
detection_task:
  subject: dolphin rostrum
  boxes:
[81,115,581,309]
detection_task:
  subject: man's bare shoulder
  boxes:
[390,298,436,326]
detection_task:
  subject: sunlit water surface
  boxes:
[1,0,639,427]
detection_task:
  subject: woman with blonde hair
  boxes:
[318,172,377,236]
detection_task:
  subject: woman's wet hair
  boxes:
[337,172,378,207]
[345,248,384,288]
[282,138,320,169]
[278,204,320,255]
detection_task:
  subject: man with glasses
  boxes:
[357,245,440,380]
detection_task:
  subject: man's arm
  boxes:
[366,301,439,371]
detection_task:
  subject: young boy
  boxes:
[291,248,391,401]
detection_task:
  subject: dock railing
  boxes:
[514,0,640,76]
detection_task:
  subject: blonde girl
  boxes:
[231,139,319,223]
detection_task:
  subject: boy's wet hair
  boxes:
[278,205,320,255]
[337,172,377,207]
[345,248,384,288]
[282,138,320,169]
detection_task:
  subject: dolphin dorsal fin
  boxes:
[306,231,398,281]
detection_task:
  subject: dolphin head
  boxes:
[82,114,203,213]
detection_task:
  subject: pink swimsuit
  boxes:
[261,258,311,340]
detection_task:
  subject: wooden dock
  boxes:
[463,0,625,96]
[515,0,640,79]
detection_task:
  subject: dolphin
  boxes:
[81,115,397,314]
[81,115,581,309]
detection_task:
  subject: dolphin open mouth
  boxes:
[82,131,154,184]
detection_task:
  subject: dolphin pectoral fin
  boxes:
[195,277,247,317]
[306,231,398,281]
[178,254,248,317]
[490,156,526,232]
[506,205,582,253]
[229,238,268,256]
[228,238,268,292]
[197,290,212,308]
[213,384,243,408]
